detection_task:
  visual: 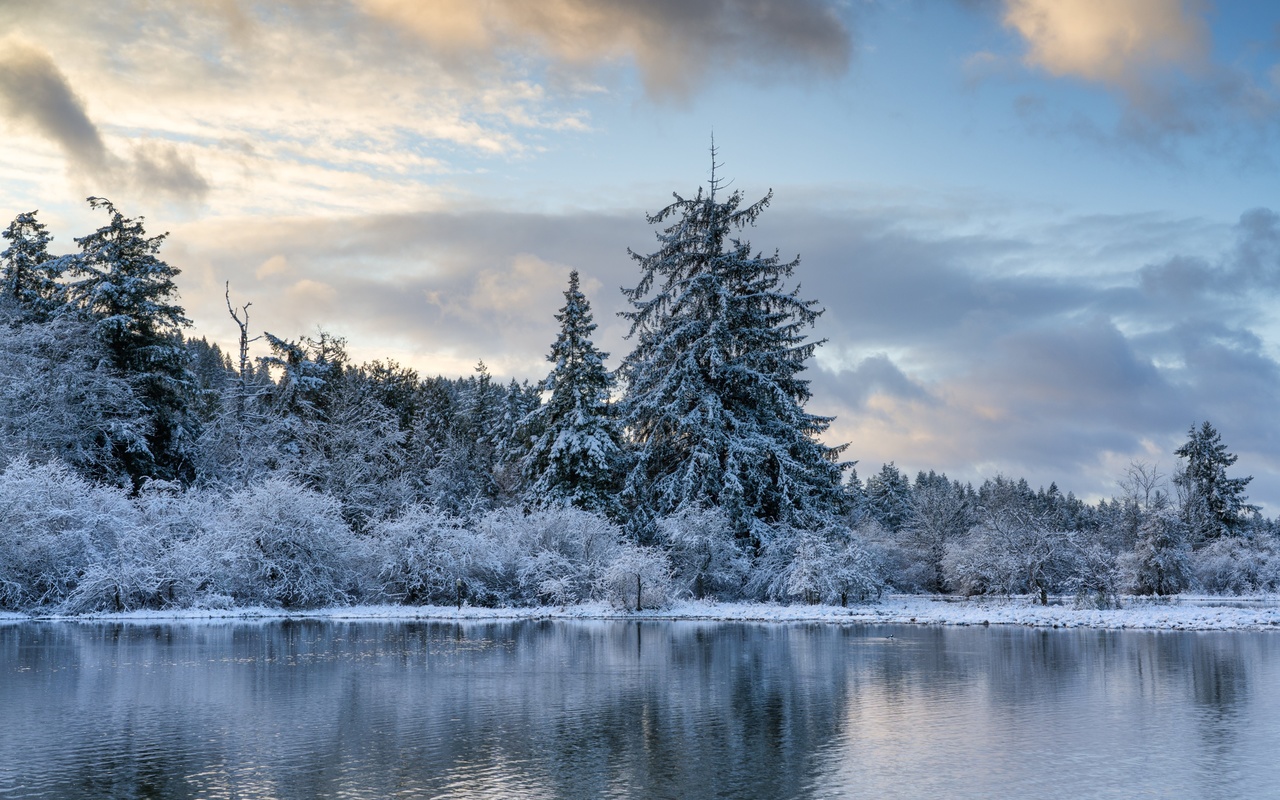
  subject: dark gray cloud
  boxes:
[1140,254,1216,299]
[0,38,209,204]
[823,354,932,411]
[128,141,211,205]
[361,0,854,100]
[1232,208,1280,289]
[1140,208,1280,305]
[781,204,1280,508]
[0,38,107,172]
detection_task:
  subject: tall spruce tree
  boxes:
[67,197,194,484]
[523,270,622,516]
[1,210,66,320]
[619,151,845,545]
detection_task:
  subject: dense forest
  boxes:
[1,178,1277,614]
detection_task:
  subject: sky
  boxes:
[2,0,1279,510]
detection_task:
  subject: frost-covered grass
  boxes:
[11,594,1280,632]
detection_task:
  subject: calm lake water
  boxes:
[1,619,1278,799]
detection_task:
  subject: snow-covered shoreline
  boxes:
[5,595,1280,632]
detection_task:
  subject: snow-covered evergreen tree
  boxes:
[257,332,412,528]
[864,462,913,532]
[493,377,539,500]
[1129,509,1190,596]
[427,361,510,515]
[67,197,195,484]
[1,210,66,320]
[523,270,622,516]
[0,309,148,484]
[1174,421,1257,543]
[898,471,973,592]
[619,151,844,545]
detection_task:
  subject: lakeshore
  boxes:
[6,594,1280,632]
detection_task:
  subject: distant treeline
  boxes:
[1,181,1276,614]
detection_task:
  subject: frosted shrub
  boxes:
[0,458,137,610]
[940,535,992,598]
[62,481,217,613]
[128,483,223,608]
[1191,537,1280,595]
[1067,539,1122,609]
[479,507,623,605]
[824,529,885,604]
[603,544,673,610]
[942,514,1074,604]
[61,517,160,614]
[656,507,750,600]
[857,518,930,593]
[750,525,883,605]
[896,475,973,593]
[369,504,494,604]
[206,477,363,608]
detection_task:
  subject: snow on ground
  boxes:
[6,595,1280,631]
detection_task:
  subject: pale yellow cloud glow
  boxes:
[0,1,588,225]
[1003,0,1208,86]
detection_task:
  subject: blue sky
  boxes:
[2,0,1279,509]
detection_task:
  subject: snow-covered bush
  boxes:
[857,518,932,593]
[1066,538,1122,609]
[893,474,973,593]
[0,458,139,610]
[127,482,223,608]
[480,507,623,605]
[656,507,750,600]
[1190,537,1280,594]
[942,511,1075,603]
[369,504,495,604]
[204,477,364,608]
[750,525,883,605]
[603,544,673,610]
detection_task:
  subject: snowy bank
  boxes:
[8,595,1280,631]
